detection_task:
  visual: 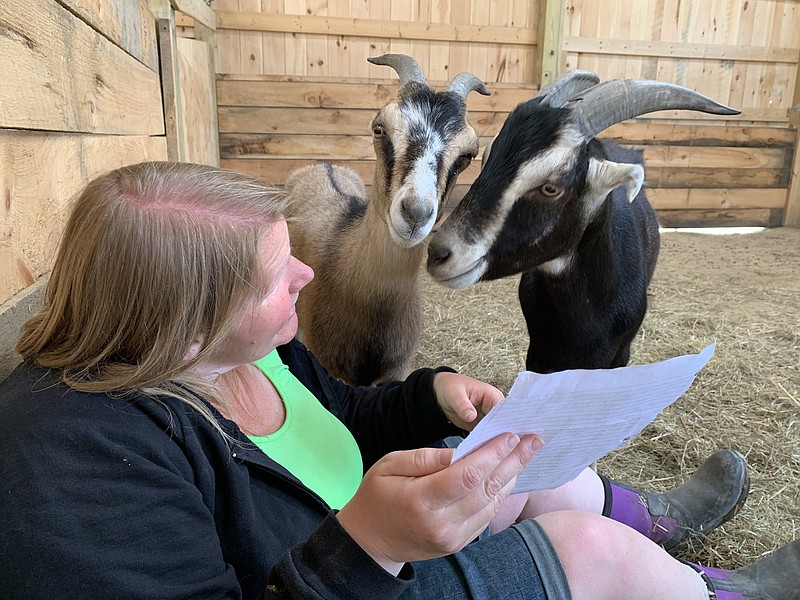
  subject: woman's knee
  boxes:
[534,511,638,587]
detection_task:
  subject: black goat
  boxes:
[427,71,740,373]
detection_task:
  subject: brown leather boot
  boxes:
[601,449,749,550]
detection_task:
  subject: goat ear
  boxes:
[588,159,644,203]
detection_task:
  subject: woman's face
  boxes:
[196,219,314,376]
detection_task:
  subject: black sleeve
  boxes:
[264,513,414,599]
[279,341,466,469]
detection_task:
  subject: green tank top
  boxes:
[248,350,363,509]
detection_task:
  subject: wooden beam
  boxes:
[215,12,536,46]
[536,0,565,86]
[170,0,215,30]
[58,0,160,71]
[563,37,800,64]
[0,130,167,303]
[646,188,788,210]
[177,37,220,165]
[152,5,186,161]
[0,0,163,134]
[784,60,800,226]
[216,79,535,111]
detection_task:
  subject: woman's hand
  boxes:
[336,432,543,575]
[432,372,504,430]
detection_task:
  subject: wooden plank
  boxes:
[221,158,376,183]
[537,0,564,85]
[215,11,538,46]
[212,0,241,73]
[216,78,536,111]
[0,0,164,135]
[563,36,800,64]
[637,145,788,169]
[602,122,796,147]
[217,80,395,108]
[0,131,167,304]
[177,37,220,165]
[784,55,800,226]
[220,156,484,186]
[218,106,377,133]
[170,0,215,30]
[237,0,264,74]
[654,208,782,228]
[219,133,375,159]
[644,167,788,189]
[57,0,160,71]
[217,105,510,137]
[156,16,184,160]
[217,72,539,90]
[646,188,788,210]
[219,132,498,159]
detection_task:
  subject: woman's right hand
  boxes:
[336,432,543,575]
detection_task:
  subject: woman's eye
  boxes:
[372,125,385,138]
[541,183,561,197]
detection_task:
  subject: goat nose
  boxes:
[427,242,451,266]
[401,199,434,224]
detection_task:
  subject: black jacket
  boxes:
[0,340,463,599]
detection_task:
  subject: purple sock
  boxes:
[603,480,678,544]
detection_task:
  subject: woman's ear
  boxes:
[184,337,205,362]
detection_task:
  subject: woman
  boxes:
[1,161,797,600]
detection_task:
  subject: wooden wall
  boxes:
[0,0,218,377]
[208,0,800,228]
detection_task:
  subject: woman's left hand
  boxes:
[432,372,504,430]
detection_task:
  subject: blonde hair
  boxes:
[17,161,290,434]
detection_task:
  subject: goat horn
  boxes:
[446,72,491,100]
[534,70,601,107]
[566,79,741,140]
[367,54,427,87]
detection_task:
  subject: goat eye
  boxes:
[372,125,385,138]
[541,183,561,197]
[454,153,473,171]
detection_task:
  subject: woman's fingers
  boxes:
[336,433,543,569]
[423,433,543,511]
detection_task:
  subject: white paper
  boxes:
[451,342,716,492]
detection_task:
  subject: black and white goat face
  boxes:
[371,83,480,248]
[366,54,488,248]
[427,72,739,288]
[427,100,643,288]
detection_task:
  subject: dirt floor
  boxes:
[412,226,800,569]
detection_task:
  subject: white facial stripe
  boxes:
[471,135,579,250]
[414,135,444,185]
[431,126,583,281]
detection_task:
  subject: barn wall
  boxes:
[209,0,800,228]
[0,0,218,377]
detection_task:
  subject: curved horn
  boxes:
[535,70,600,107]
[446,72,491,100]
[565,79,741,140]
[367,54,427,87]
